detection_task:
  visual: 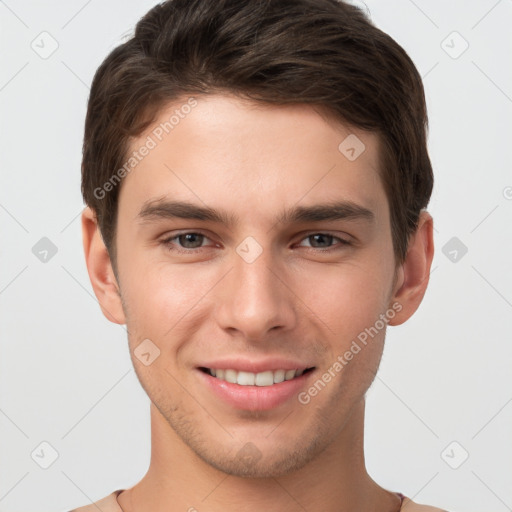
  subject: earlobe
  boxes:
[81,206,126,325]
[387,210,434,326]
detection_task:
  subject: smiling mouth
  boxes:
[199,367,315,386]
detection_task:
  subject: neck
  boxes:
[119,399,400,512]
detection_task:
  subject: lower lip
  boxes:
[197,369,315,411]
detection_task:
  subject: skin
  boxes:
[82,93,434,512]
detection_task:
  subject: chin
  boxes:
[190,428,330,479]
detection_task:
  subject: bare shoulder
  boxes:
[402,497,450,511]
[67,489,123,512]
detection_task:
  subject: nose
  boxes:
[214,242,297,341]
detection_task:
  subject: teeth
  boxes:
[237,371,255,385]
[273,369,285,383]
[225,369,237,384]
[285,369,296,380]
[255,371,273,386]
[207,368,307,386]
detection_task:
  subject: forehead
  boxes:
[118,93,387,227]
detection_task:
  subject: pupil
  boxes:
[180,233,203,248]
[311,234,332,247]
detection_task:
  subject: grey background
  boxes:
[1,1,511,511]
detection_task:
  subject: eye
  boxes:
[296,233,351,251]
[160,231,351,255]
[161,232,215,253]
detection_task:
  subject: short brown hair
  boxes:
[81,0,433,271]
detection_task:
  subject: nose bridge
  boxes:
[215,236,296,338]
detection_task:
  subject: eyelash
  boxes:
[160,231,351,254]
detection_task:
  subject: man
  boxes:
[73,0,445,510]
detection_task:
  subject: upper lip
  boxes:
[197,357,315,374]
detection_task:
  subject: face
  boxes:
[110,94,402,477]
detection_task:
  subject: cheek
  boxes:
[306,265,393,389]
[295,259,393,339]
[120,256,217,342]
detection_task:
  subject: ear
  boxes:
[387,210,434,326]
[81,206,126,325]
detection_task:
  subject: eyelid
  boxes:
[160,230,352,252]
[160,230,217,249]
[295,231,352,247]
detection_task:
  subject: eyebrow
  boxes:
[137,199,375,228]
